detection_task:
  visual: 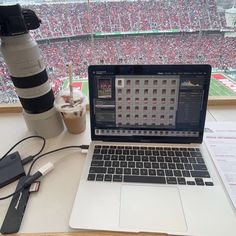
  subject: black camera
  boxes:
[0,4,41,36]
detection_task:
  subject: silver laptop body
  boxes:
[70,65,236,236]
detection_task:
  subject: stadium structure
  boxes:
[1,0,236,103]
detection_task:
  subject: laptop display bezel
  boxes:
[88,64,211,144]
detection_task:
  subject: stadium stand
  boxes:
[27,0,227,39]
[36,33,236,81]
[0,0,235,102]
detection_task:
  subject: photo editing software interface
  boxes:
[93,71,206,138]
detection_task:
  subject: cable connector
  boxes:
[22,162,54,188]
[81,145,89,154]
[21,155,34,165]
[38,162,54,176]
[81,145,89,150]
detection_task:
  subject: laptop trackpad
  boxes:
[120,185,187,233]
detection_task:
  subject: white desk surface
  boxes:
[0,106,236,234]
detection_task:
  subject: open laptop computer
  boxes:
[70,65,236,235]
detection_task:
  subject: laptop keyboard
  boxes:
[87,145,213,186]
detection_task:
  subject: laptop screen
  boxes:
[88,65,211,143]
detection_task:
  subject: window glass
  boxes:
[1,0,236,105]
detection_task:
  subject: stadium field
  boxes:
[62,79,89,97]
[1,72,236,107]
[210,73,236,96]
[62,73,236,98]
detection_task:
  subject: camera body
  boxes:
[0,4,64,138]
[0,4,40,36]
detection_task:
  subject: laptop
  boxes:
[70,65,236,235]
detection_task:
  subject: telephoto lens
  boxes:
[0,4,64,138]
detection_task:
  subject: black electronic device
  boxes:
[88,64,211,144]
[0,176,31,234]
[0,4,41,36]
[0,152,25,188]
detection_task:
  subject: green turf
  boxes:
[62,79,89,97]
[62,75,236,98]
[209,76,236,96]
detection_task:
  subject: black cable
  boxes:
[0,135,46,162]
[0,145,88,201]
[0,187,24,201]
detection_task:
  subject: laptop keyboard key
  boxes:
[120,161,128,167]
[196,157,205,164]
[113,175,123,182]
[150,156,156,162]
[132,168,139,175]
[176,163,184,170]
[157,156,164,162]
[134,156,141,161]
[124,175,166,184]
[89,167,106,174]
[107,168,115,174]
[93,154,103,160]
[87,174,96,181]
[148,169,156,176]
[173,157,180,163]
[205,182,214,186]
[165,170,173,176]
[112,161,119,167]
[184,164,192,170]
[157,170,165,176]
[128,162,135,168]
[182,151,190,157]
[174,170,182,177]
[103,155,110,160]
[142,156,148,162]
[190,151,202,157]
[165,156,172,162]
[189,158,197,163]
[168,163,176,169]
[182,170,191,177]
[104,175,112,181]
[104,161,112,167]
[195,178,204,186]
[111,155,118,161]
[192,164,207,171]
[144,162,151,168]
[94,149,101,154]
[140,169,148,175]
[119,155,125,161]
[136,162,143,168]
[116,168,123,174]
[152,162,159,169]
[160,163,167,169]
[177,178,186,185]
[167,177,177,184]
[127,155,133,161]
[124,168,131,175]
[96,174,104,181]
[180,157,188,163]
[191,171,210,178]
[91,161,104,167]
[175,151,183,156]
[101,149,108,154]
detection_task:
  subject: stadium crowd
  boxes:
[27,0,227,40]
[0,0,236,103]
[1,33,236,94]
[40,33,236,80]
